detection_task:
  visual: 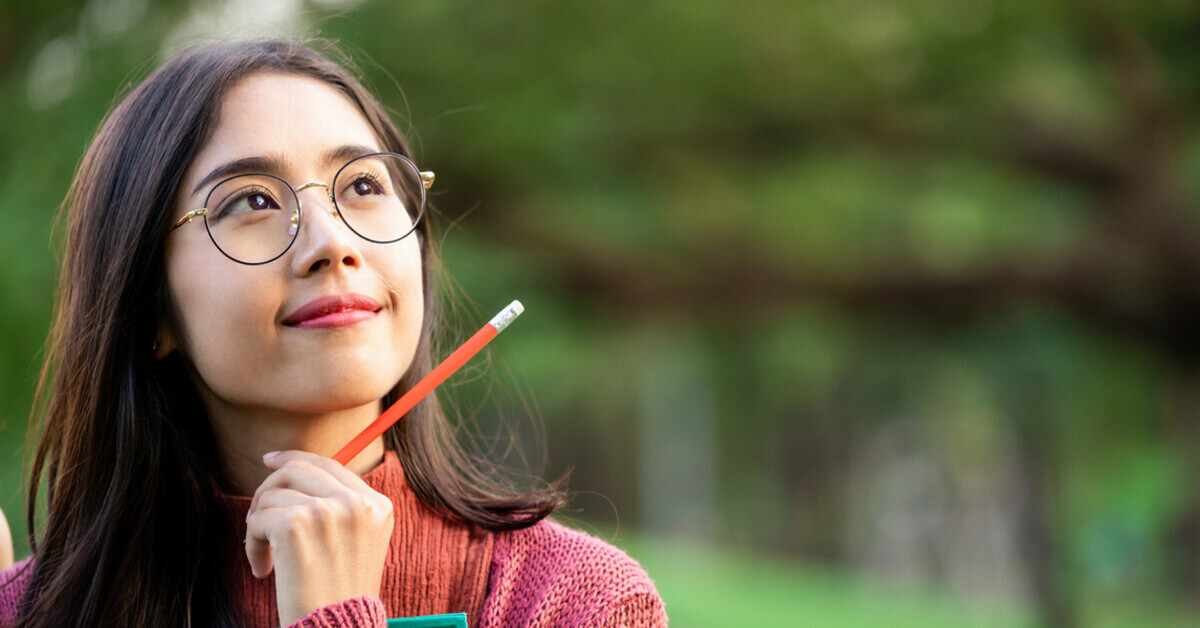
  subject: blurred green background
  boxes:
[5,0,1200,625]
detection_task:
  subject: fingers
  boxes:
[246,506,315,579]
[245,502,325,579]
[265,450,368,489]
[249,456,345,515]
[244,527,273,579]
[244,494,392,579]
[249,449,382,519]
[255,487,317,511]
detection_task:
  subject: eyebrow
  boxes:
[189,144,380,198]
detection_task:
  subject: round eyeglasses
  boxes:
[167,152,434,265]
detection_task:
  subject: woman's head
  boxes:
[160,70,425,419]
[20,39,561,626]
[54,39,438,435]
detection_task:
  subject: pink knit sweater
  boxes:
[0,451,666,627]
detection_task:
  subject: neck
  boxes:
[205,396,388,496]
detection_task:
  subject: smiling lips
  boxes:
[282,293,382,328]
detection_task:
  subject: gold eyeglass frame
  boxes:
[167,152,434,265]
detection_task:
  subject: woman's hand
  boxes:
[0,504,13,570]
[245,450,394,626]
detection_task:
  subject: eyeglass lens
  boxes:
[203,153,423,264]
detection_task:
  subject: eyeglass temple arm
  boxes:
[169,208,207,233]
[420,171,435,190]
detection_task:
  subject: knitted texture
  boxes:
[0,558,31,627]
[0,557,388,628]
[480,520,668,627]
[293,595,388,628]
[0,450,667,627]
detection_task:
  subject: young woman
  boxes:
[0,39,666,627]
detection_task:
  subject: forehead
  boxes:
[182,72,381,189]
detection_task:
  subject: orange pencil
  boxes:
[333,300,525,466]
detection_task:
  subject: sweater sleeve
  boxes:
[586,591,667,628]
[480,520,667,627]
[0,557,34,627]
[0,559,389,628]
[285,595,388,628]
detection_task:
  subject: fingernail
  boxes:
[263,451,280,461]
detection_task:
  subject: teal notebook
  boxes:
[276,612,466,628]
[386,613,467,627]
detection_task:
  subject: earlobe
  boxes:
[154,339,175,360]
[153,324,178,360]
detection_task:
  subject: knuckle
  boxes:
[312,499,336,523]
[282,459,310,474]
[307,456,333,472]
[284,508,312,531]
[340,495,368,518]
[358,495,392,522]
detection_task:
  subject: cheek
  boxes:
[374,238,425,350]
[166,253,281,391]
[347,240,425,390]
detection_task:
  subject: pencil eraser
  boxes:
[489,300,524,332]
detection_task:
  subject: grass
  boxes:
[597,529,1200,627]
[594,528,1032,628]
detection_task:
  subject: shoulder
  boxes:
[480,519,666,627]
[0,557,34,627]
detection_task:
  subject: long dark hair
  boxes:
[11,39,564,626]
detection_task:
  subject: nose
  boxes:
[289,185,362,276]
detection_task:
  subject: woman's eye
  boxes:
[350,177,383,196]
[246,193,278,210]
[219,191,280,216]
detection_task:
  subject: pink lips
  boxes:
[282,293,382,329]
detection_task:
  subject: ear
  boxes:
[153,320,179,360]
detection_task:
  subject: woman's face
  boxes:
[161,72,424,416]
